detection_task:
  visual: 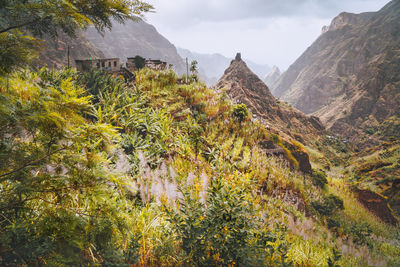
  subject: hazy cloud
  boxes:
[148,0,389,26]
[146,0,390,69]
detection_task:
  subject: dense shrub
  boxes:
[311,194,344,216]
[349,222,372,247]
[232,103,249,123]
[167,179,290,266]
[312,169,328,188]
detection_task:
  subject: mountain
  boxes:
[35,31,104,69]
[216,53,326,173]
[85,20,186,74]
[272,1,400,146]
[177,48,270,85]
[217,53,324,135]
[264,66,281,88]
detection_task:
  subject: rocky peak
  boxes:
[217,53,326,174]
[325,12,355,32]
[321,11,375,34]
[216,53,324,136]
[235,52,242,61]
[217,53,276,116]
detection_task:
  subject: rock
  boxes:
[235,52,242,61]
[355,188,398,226]
[177,48,271,86]
[292,150,312,174]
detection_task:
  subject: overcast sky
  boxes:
[146,0,390,70]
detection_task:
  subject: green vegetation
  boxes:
[0,1,399,266]
[312,169,328,188]
[0,67,398,266]
[312,194,344,216]
[232,103,249,123]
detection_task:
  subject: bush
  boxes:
[167,179,290,266]
[312,169,328,188]
[365,128,375,135]
[349,222,372,247]
[311,194,344,216]
[232,103,249,123]
[327,218,341,230]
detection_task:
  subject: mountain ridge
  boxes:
[272,0,400,146]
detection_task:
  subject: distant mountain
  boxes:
[264,66,281,88]
[85,20,186,74]
[177,48,271,85]
[272,0,400,146]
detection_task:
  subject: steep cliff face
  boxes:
[272,0,400,145]
[35,31,104,69]
[85,20,185,74]
[217,53,325,139]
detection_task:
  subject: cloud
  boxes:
[148,0,389,27]
[145,0,390,69]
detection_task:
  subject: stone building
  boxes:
[75,56,170,76]
[126,56,169,71]
[126,56,146,71]
[75,58,120,72]
[145,59,168,70]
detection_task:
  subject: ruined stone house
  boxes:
[75,58,120,72]
[145,59,168,70]
[126,56,169,71]
[76,56,171,74]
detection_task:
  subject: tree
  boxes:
[0,69,138,265]
[0,0,153,75]
[190,60,199,82]
[0,31,39,76]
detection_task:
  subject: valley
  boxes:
[0,0,399,266]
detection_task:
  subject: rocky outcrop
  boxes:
[355,188,398,226]
[321,12,374,34]
[85,19,186,74]
[272,0,400,146]
[264,66,281,88]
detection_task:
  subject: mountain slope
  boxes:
[216,53,328,175]
[85,20,185,74]
[178,48,270,85]
[35,31,104,69]
[272,0,400,146]
[217,53,324,138]
[264,66,281,88]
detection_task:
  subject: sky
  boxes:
[146,0,390,70]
